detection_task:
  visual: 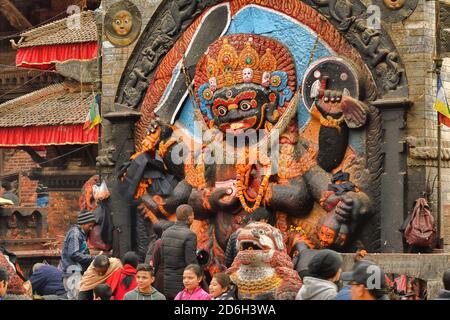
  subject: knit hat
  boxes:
[307,249,343,280]
[77,210,96,225]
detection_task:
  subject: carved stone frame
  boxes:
[106,0,411,255]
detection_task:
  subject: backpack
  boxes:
[403,198,436,248]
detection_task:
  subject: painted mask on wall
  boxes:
[112,10,133,36]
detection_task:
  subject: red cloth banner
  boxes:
[16,42,98,70]
[0,124,98,147]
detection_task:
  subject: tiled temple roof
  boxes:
[0,82,95,127]
[18,11,97,48]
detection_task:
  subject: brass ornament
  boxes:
[105,0,142,47]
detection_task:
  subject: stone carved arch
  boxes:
[116,0,408,112]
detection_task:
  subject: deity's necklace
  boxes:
[235,148,272,213]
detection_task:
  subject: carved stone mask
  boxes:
[112,10,133,36]
[242,68,253,83]
[209,77,217,91]
[105,0,142,47]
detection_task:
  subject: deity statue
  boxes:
[120,34,372,274]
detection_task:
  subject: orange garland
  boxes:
[235,156,272,213]
[134,179,152,200]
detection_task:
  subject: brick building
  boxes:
[0,84,98,262]
[0,2,100,268]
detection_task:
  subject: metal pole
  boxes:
[435,0,443,246]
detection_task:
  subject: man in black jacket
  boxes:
[161,204,197,299]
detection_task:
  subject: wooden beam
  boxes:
[0,0,32,30]
[11,249,60,258]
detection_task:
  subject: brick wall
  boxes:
[18,176,38,207]
[2,149,39,173]
[47,191,80,242]
[1,149,83,243]
[1,149,40,207]
[365,0,450,250]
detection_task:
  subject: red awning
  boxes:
[16,42,98,70]
[0,125,98,147]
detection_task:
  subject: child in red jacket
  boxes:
[106,251,138,300]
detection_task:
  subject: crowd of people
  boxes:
[1,203,450,301]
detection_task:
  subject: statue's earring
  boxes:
[265,98,279,124]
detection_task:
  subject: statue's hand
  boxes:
[208,188,241,214]
[210,187,234,205]
[142,118,173,153]
[140,194,163,217]
[315,90,367,128]
[340,96,367,128]
[335,192,369,223]
[142,119,162,152]
[319,190,371,249]
[149,118,173,137]
[315,89,343,114]
[147,118,161,135]
[335,196,354,224]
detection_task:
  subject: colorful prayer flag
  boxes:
[439,112,450,128]
[434,76,450,128]
[83,94,101,130]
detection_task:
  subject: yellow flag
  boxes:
[434,77,450,119]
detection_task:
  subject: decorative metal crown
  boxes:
[205,38,278,88]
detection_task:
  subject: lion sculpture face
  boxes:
[235,222,285,266]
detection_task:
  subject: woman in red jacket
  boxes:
[106,251,138,300]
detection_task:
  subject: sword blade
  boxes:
[155,4,231,125]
